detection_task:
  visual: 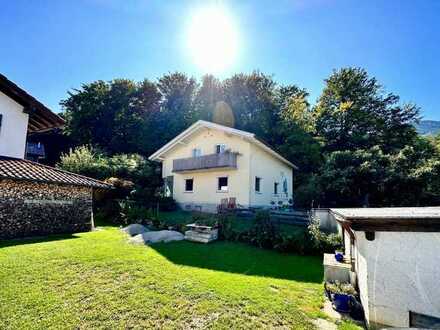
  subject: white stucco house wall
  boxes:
[331,207,440,329]
[0,73,64,159]
[149,120,296,213]
[0,91,29,158]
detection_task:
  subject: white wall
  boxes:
[312,208,339,232]
[0,91,29,158]
[160,126,294,212]
[161,128,251,212]
[350,231,440,327]
[249,143,293,207]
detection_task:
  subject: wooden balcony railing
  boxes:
[173,152,238,172]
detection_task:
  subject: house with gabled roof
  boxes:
[149,120,296,213]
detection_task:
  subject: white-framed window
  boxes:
[255,177,261,193]
[185,178,194,192]
[215,144,226,154]
[217,176,228,192]
[192,148,202,157]
[274,182,279,195]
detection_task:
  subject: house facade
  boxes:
[0,73,65,159]
[149,120,296,213]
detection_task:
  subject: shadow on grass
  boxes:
[0,233,79,248]
[151,240,323,283]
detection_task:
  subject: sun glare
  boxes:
[186,6,239,74]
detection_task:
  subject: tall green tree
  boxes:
[222,71,279,145]
[61,79,161,155]
[156,72,198,142]
[314,67,419,152]
[193,74,223,121]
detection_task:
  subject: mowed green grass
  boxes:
[0,226,327,329]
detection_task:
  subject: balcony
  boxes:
[173,152,238,173]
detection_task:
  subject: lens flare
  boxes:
[186,5,239,74]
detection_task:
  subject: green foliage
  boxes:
[61,79,161,155]
[314,67,419,152]
[326,281,357,295]
[247,210,279,249]
[118,200,151,225]
[60,68,440,208]
[57,145,109,179]
[308,217,342,252]
[0,228,325,328]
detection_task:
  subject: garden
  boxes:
[0,224,360,329]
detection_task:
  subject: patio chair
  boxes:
[217,198,229,213]
[228,197,237,209]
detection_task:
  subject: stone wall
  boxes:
[0,179,93,239]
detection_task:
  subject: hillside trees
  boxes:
[60,68,440,207]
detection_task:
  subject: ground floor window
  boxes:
[217,177,228,192]
[255,177,261,192]
[185,178,193,192]
[274,182,279,195]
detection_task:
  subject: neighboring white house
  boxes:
[0,90,28,158]
[330,207,440,329]
[0,73,64,159]
[149,120,296,212]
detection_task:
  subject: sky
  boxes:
[1,0,439,119]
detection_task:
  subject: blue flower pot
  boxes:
[335,252,344,262]
[333,293,351,313]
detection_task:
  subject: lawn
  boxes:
[157,210,307,234]
[0,226,357,329]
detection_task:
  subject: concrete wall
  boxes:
[162,128,251,212]
[346,230,440,328]
[311,208,339,233]
[249,143,293,208]
[0,179,93,239]
[0,91,29,158]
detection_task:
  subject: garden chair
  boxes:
[217,198,229,213]
[228,197,237,209]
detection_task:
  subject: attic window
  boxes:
[215,144,226,154]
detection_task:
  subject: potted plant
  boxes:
[277,200,283,210]
[325,281,357,313]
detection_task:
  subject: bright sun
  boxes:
[186,5,238,74]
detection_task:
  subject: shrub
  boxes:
[217,214,239,241]
[274,231,310,254]
[58,145,110,179]
[191,212,218,227]
[247,210,280,249]
[307,216,342,253]
[158,196,177,212]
